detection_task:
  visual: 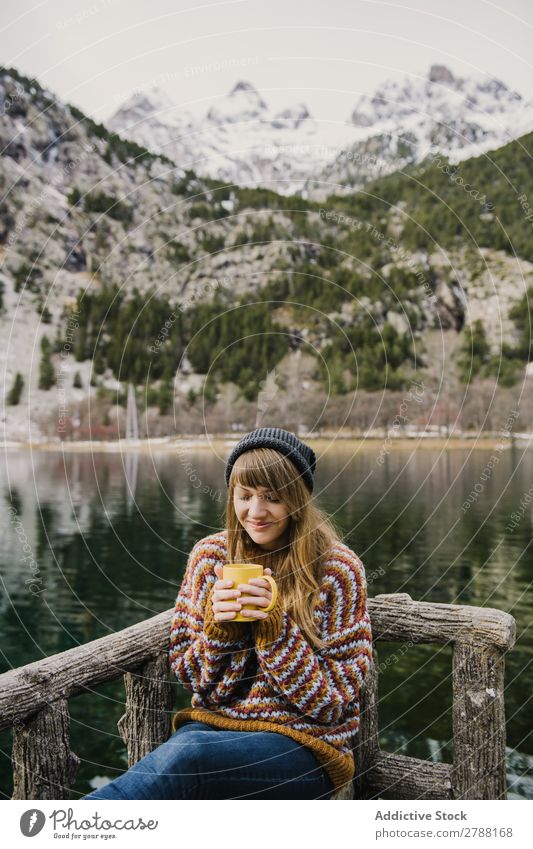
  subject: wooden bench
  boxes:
[0,593,515,800]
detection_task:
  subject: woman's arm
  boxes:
[253,549,373,725]
[169,539,254,706]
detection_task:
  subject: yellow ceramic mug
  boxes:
[223,563,278,622]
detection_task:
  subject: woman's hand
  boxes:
[212,564,243,622]
[237,569,274,620]
[211,565,274,622]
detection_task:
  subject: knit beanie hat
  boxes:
[224,427,317,493]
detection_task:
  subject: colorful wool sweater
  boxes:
[169,530,373,791]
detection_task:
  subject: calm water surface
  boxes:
[0,441,531,798]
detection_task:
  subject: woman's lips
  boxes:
[248,521,271,530]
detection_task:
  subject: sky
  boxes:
[1,0,532,124]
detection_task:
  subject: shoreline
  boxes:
[1,432,532,453]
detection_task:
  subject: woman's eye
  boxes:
[239,494,279,502]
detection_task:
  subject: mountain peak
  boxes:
[272,102,312,129]
[230,80,260,96]
[122,85,176,114]
[107,84,194,139]
[428,64,456,85]
[206,79,268,125]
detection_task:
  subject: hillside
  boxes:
[1,66,532,442]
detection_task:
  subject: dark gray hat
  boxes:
[224,427,317,493]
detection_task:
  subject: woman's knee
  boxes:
[142,734,198,776]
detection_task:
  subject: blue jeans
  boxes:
[82,721,335,800]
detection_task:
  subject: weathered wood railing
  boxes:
[0,593,515,800]
[354,593,515,800]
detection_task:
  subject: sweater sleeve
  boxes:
[169,539,254,706]
[254,547,373,725]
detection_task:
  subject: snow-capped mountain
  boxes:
[315,63,533,197]
[206,80,268,124]
[109,79,354,196]
[350,64,523,128]
[107,64,533,198]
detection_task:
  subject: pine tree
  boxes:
[74,324,87,361]
[158,378,172,415]
[7,372,24,405]
[93,348,105,375]
[38,337,56,390]
[457,320,490,383]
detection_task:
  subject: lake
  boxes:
[0,440,531,799]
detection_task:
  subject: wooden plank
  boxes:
[11,699,79,800]
[369,594,515,650]
[366,751,453,800]
[452,641,508,799]
[118,653,174,766]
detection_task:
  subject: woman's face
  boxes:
[233,483,291,551]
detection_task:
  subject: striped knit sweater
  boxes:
[169,530,373,791]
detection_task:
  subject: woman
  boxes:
[83,427,373,800]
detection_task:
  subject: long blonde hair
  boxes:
[223,446,343,649]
